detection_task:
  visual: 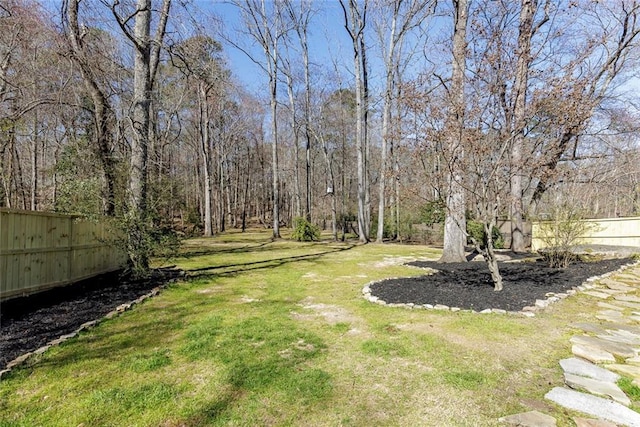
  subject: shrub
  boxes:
[535,203,599,268]
[292,217,320,241]
[466,220,504,249]
[419,199,446,226]
[370,216,395,240]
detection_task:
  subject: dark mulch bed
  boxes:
[0,269,181,370]
[370,257,634,312]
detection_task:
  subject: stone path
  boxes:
[500,263,640,427]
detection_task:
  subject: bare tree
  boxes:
[283,0,314,221]
[529,1,640,208]
[63,0,121,216]
[340,0,371,243]
[110,0,172,274]
[373,0,435,243]
[169,35,228,236]
[439,0,469,262]
[232,0,291,239]
[509,0,549,252]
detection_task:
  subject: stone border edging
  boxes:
[362,260,640,318]
[0,278,179,380]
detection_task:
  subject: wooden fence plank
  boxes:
[0,209,127,301]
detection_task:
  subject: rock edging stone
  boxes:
[362,260,640,318]
[0,284,169,381]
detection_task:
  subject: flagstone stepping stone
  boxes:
[609,300,640,310]
[572,344,616,363]
[626,356,640,365]
[598,309,626,318]
[571,323,610,335]
[498,410,556,426]
[545,387,640,426]
[607,329,640,342]
[574,417,620,427]
[598,333,640,346]
[601,279,635,292]
[585,291,614,299]
[596,310,629,323]
[570,335,637,358]
[560,358,620,383]
[617,273,640,282]
[602,323,640,335]
[564,372,630,406]
[606,364,640,380]
[615,295,640,303]
[598,288,627,295]
[597,302,625,311]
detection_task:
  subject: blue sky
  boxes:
[198,1,356,93]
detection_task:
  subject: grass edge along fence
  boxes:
[532,215,640,251]
[0,209,127,301]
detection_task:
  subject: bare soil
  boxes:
[370,257,633,312]
[0,269,180,369]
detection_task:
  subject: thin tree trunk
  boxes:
[319,134,337,240]
[342,0,370,243]
[270,81,280,238]
[392,138,400,240]
[303,38,312,222]
[30,113,38,211]
[286,72,302,218]
[200,85,213,236]
[376,14,397,243]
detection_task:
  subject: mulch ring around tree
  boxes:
[0,268,182,370]
[369,257,635,313]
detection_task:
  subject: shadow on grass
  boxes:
[177,240,274,259]
[185,244,356,279]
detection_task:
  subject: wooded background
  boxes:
[1,0,639,261]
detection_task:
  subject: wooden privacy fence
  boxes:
[532,216,640,251]
[0,209,127,301]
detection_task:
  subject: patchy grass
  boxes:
[0,229,599,425]
[619,376,640,412]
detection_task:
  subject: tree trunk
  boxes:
[376,12,397,243]
[270,77,280,238]
[200,84,213,236]
[30,113,38,211]
[440,0,469,263]
[285,72,302,218]
[127,0,153,273]
[320,134,338,241]
[342,0,370,243]
[66,0,118,216]
[511,0,541,253]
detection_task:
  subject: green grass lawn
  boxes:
[0,230,602,426]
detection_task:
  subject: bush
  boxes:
[419,199,446,226]
[466,220,504,249]
[292,217,320,241]
[370,216,395,240]
[105,213,182,278]
[535,203,599,268]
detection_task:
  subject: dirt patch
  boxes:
[0,268,181,369]
[369,257,634,312]
[293,297,360,326]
